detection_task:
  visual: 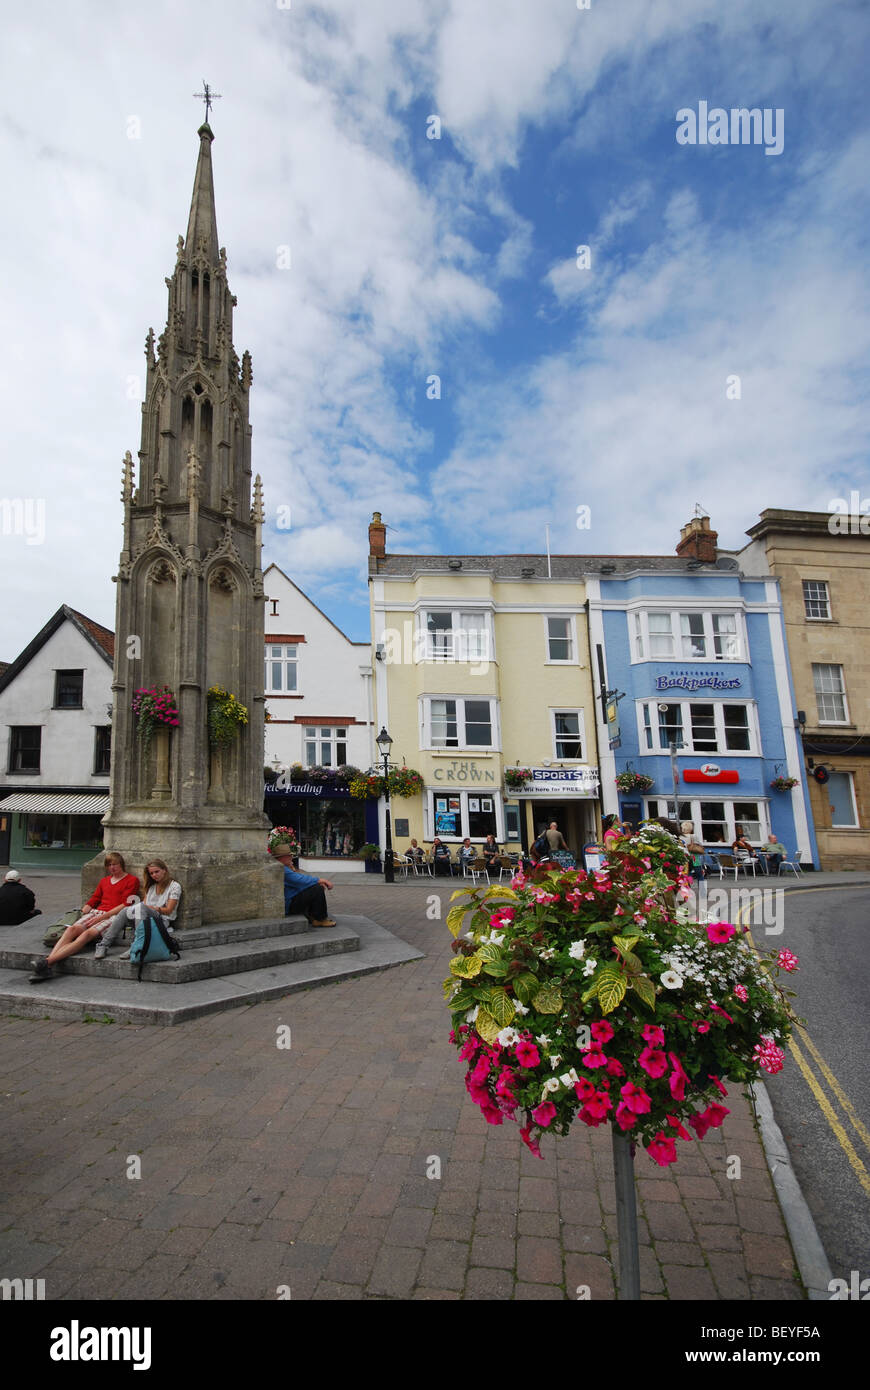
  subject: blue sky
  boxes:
[0,0,868,653]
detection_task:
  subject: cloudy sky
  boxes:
[1,0,867,655]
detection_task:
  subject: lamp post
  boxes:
[376,726,395,884]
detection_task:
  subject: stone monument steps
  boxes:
[0,914,424,1025]
[0,922,358,985]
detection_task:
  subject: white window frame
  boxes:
[265,643,299,694]
[802,579,832,621]
[418,609,494,664]
[425,789,503,843]
[550,708,586,761]
[812,663,849,724]
[544,614,578,664]
[636,699,758,756]
[629,607,746,663]
[303,726,348,768]
[643,797,769,845]
[827,771,859,828]
[421,695,500,751]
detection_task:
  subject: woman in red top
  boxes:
[30,853,140,979]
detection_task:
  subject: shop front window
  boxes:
[265,797,366,857]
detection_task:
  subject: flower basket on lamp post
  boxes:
[443,822,799,1299]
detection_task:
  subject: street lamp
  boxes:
[376,725,395,884]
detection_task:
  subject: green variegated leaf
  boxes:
[475,1008,501,1045]
[621,950,643,975]
[449,887,475,901]
[479,886,519,902]
[482,961,509,977]
[446,903,470,938]
[486,988,516,1027]
[531,984,563,1014]
[477,942,505,963]
[512,971,539,1004]
[630,975,656,1010]
[612,935,640,954]
[597,970,627,1015]
[449,954,483,978]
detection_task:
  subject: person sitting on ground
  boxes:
[431,837,453,876]
[274,852,336,926]
[29,854,164,981]
[0,869,42,926]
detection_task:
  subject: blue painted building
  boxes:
[586,517,817,866]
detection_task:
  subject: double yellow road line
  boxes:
[742,885,870,1200]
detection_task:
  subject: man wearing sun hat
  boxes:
[0,870,42,926]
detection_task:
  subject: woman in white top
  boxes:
[116,858,182,960]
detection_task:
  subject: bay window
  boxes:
[630,608,745,663]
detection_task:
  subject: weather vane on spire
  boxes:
[193,81,222,124]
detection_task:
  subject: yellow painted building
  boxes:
[367,514,601,859]
[741,509,870,869]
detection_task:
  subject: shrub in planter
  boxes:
[444,822,798,1165]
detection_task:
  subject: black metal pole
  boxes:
[383,752,394,883]
[611,1129,641,1299]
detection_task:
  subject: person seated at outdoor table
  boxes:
[760,834,787,874]
[406,839,425,864]
[273,851,336,927]
[482,834,501,868]
[431,837,453,876]
[458,838,477,871]
[0,869,42,925]
[731,825,758,861]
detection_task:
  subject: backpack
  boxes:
[129,907,181,981]
[42,908,82,947]
[532,833,549,859]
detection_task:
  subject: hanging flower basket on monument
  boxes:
[131,686,180,754]
[206,685,248,748]
[444,822,798,1165]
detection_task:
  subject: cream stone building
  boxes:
[741,509,870,869]
[367,514,601,859]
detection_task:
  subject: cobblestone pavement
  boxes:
[0,875,804,1300]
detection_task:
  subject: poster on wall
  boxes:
[435,797,447,813]
[448,797,460,812]
[394,819,409,838]
[468,798,480,813]
[481,798,493,812]
[436,812,458,835]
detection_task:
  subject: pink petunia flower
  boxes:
[520,1125,543,1158]
[481,1104,504,1125]
[581,1043,609,1070]
[706,922,737,944]
[647,1132,678,1167]
[638,1046,668,1079]
[590,1020,615,1045]
[709,1002,734,1023]
[708,1074,729,1098]
[694,1021,711,1034]
[668,1052,689,1102]
[531,1101,558,1127]
[703,1103,730,1128]
[642,1025,665,1047]
[666,1113,692,1141]
[459,1037,479,1062]
[620,1081,652,1115]
[515,1038,541,1069]
[471,1055,491,1085]
[573,1076,596,1101]
[615,1101,638,1131]
[605,1057,625,1078]
[687,1110,711,1140]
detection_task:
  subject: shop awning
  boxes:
[0,792,110,815]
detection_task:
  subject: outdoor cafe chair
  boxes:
[778,849,803,876]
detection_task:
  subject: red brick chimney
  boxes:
[369,511,386,558]
[676,514,718,563]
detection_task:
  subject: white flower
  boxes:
[465,1005,479,1022]
[513,1000,529,1016]
[539,947,556,961]
[496,1026,520,1048]
[560,1069,579,1087]
[583,959,598,977]
[549,1055,563,1069]
[535,1033,551,1047]
[542,1077,561,1095]
[465,930,475,940]
[660,970,684,989]
[568,941,586,960]
[488,932,505,946]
